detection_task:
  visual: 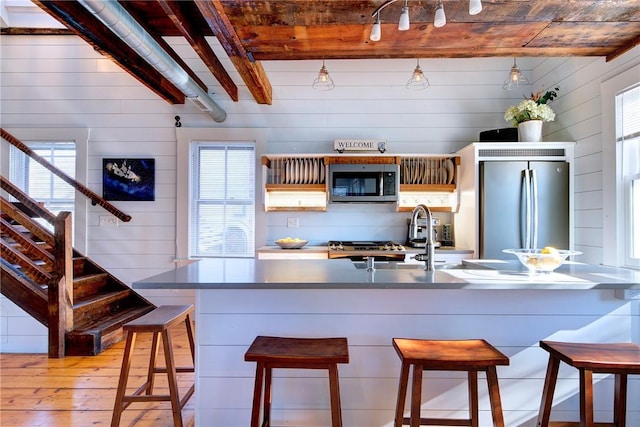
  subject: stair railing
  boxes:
[1,176,73,357]
[1,128,131,222]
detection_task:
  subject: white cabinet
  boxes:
[257,246,328,259]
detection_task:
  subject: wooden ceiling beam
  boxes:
[606,33,640,62]
[195,0,273,105]
[155,0,239,102]
[32,1,185,105]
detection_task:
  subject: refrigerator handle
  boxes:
[531,169,539,249]
[524,169,531,249]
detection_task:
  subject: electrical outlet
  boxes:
[99,215,118,227]
[287,217,299,228]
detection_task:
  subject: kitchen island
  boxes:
[134,259,640,427]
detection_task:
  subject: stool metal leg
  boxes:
[328,364,343,427]
[614,373,627,427]
[395,362,410,427]
[486,366,505,427]
[537,354,560,427]
[468,370,479,427]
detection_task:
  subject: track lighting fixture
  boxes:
[369,0,483,41]
[434,0,446,28]
[503,58,529,90]
[370,14,381,41]
[406,59,430,90]
[312,60,335,91]
[398,0,410,30]
[469,0,483,15]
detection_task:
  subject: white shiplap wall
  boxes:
[0,34,638,353]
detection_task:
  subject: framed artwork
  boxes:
[103,158,155,201]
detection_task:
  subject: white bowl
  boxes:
[275,239,308,249]
[503,248,581,274]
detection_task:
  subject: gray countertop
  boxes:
[133,257,640,291]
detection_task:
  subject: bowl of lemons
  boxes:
[275,237,309,249]
[503,247,582,274]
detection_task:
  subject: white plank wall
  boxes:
[196,289,639,427]
[0,33,638,353]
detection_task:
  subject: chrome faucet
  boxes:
[410,204,435,271]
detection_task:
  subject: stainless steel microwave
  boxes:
[328,163,399,203]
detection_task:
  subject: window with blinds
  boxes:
[9,142,76,223]
[617,84,640,268]
[190,142,255,258]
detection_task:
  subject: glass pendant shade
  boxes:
[469,0,482,15]
[434,1,446,28]
[503,58,529,90]
[398,6,410,30]
[406,60,430,90]
[370,17,381,41]
[312,61,335,91]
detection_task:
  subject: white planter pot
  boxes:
[518,120,543,142]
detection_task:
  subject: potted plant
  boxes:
[504,87,559,142]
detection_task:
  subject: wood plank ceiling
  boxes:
[27,1,640,107]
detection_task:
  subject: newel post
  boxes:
[49,212,74,358]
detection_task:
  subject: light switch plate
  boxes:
[287,217,299,228]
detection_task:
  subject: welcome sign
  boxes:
[334,139,387,153]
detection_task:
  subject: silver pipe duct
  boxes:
[77,0,227,122]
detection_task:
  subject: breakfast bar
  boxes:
[134,259,640,426]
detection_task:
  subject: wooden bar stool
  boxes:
[392,338,510,427]
[244,335,349,427]
[111,305,195,427]
[537,340,640,427]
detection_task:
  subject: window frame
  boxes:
[189,141,256,258]
[602,65,640,269]
[175,128,268,262]
[617,84,640,268]
[0,128,89,252]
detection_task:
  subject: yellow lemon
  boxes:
[541,246,558,255]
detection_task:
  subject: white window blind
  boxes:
[9,142,76,216]
[617,84,640,268]
[190,142,255,257]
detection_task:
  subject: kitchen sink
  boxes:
[352,261,465,270]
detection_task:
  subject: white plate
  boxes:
[313,159,318,184]
[446,159,455,184]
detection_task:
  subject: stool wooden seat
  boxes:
[392,338,510,427]
[537,340,640,427]
[111,305,195,427]
[244,335,349,427]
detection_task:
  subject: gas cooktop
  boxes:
[327,241,406,260]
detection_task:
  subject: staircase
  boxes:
[1,176,155,357]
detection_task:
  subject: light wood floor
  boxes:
[0,323,195,427]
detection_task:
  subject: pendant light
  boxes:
[398,0,410,31]
[312,60,335,91]
[469,0,483,15]
[434,0,446,28]
[503,58,529,90]
[406,59,430,90]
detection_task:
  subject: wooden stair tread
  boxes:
[72,289,132,310]
[69,305,156,335]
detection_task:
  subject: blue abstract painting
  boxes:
[103,158,155,201]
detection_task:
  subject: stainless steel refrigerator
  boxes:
[479,161,569,259]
